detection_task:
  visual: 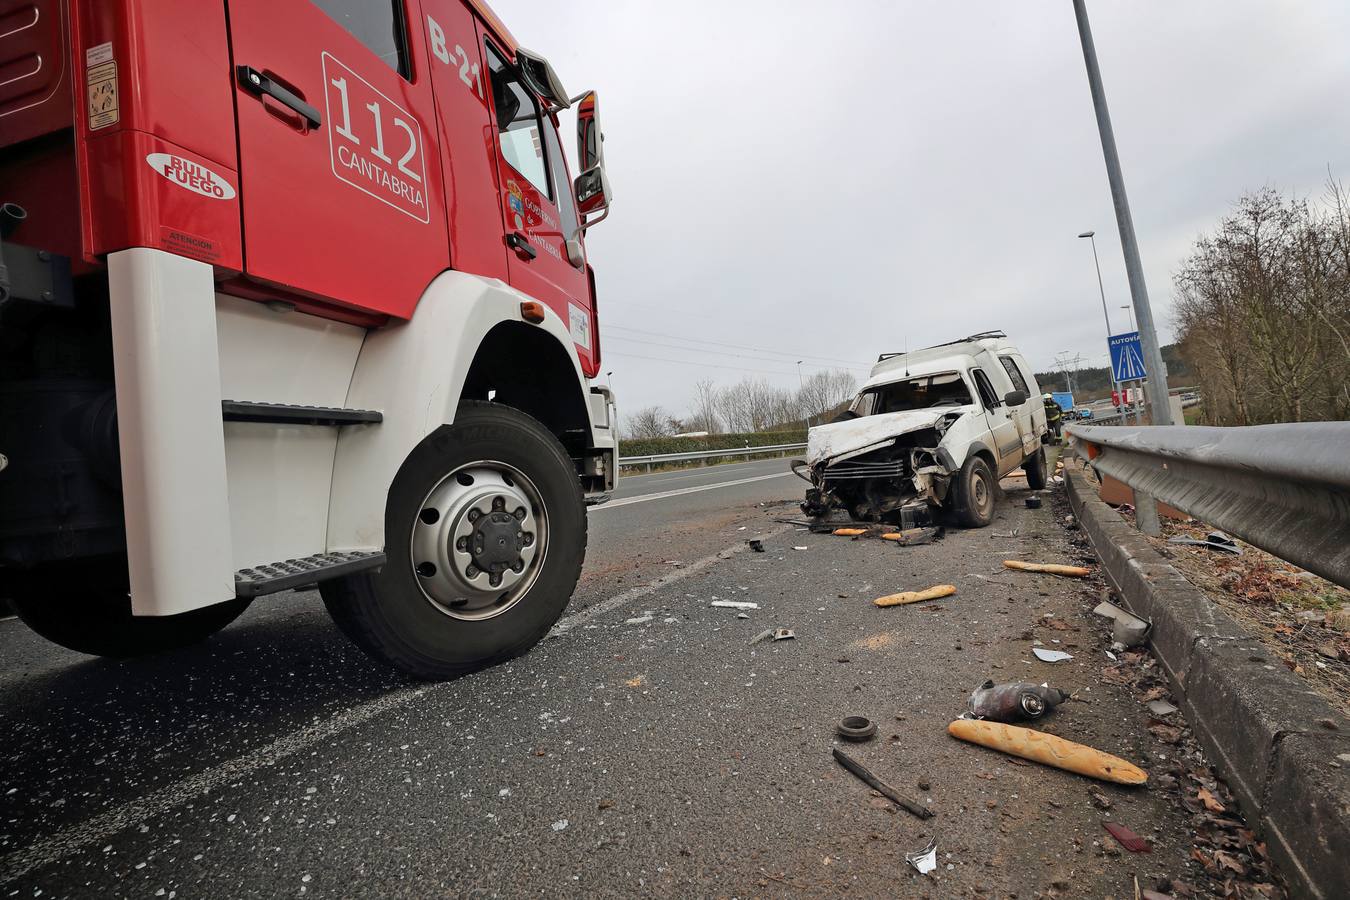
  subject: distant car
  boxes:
[793,331,1049,529]
[1074,407,1094,420]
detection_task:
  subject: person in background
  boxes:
[1043,393,1063,438]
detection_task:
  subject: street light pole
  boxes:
[796,361,810,429]
[1078,230,1123,415]
[1073,0,1170,535]
[1119,304,1135,332]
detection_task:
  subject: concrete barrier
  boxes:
[1066,465,1350,900]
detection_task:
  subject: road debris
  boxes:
[1003,560,1092,577]
[905,840,938,875]
[831,747,934,819]
[710,600,759,610]
[1032,647,1073,663]
[1146,699,1179,717]
[1092,600,1151,648]
[749,629,775,646]
[1103,821,1151,852]
[1167,531,1242,555]
[946,720,1148,785]
[968,680,1071,722]
[772,628,795,641]
[793,546,809,551]
[833,527,868,537]
[835,716,877,742]
[881,526,945,546]
[747,539,765,552]
[624,615,653,626]
[1025,495,1042,509]
[873,584,957,607]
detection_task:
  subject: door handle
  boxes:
[237,66,322,129]
[506,232,537,260]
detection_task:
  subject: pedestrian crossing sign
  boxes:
[1109,331,1147,382]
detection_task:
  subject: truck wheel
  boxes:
[9,556,250,657]
[953,455,996,528]
[321,401,586,680]
[1023,446,1048,490]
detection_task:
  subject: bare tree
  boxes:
[686,379,722,434]
[625,405,675,440]
[796,369,858,424]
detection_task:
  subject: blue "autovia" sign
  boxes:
[1109,331,1147,382]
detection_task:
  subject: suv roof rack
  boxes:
[876,330,1006,362]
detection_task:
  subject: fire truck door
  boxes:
[226,1,448,319]
[482,39,596,373]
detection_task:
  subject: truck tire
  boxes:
[953,455,996,528]
[321,401,586,680]
[1022,446,1048,490]
[9,556,250,657]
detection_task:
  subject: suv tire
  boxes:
[954,455,996,528]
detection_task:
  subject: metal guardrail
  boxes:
[618,442,806,471]
[1066,422,1350,589]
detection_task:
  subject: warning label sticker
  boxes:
[86,42,118,130]
[569,304,592,351]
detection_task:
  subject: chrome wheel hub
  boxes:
[410,463,547,620]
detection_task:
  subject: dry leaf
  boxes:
[1197,787,1225,813]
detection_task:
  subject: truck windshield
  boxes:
[850,372,973,416]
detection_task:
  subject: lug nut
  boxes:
[465,564,479,577]
[489,573,502,587]
[512,560,525,573]
[456,537,469,551]
[513,507,526,520]
[468,509,481,522]
[523,533,534,546]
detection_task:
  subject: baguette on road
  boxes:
[873,584,957,607]
[947,719,1147,785]
[1003,560,1092,577]
[833,528,868,537]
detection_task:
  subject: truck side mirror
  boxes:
[575,91,604,171]
[1004,390,1027,407]
[574,164,612,218]
[514,48,570,109]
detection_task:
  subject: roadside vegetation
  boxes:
[621,370,857,440]
[1173,180,1350,425]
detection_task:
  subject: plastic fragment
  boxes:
[1146,699,1178,716]
[1103,821,1150,852]
[1033,647,1073,663]
[906,841,938,875]
[710,600,758,610]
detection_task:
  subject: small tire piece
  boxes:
[321,401,586,680]
[954,454,996,528]
[9,556,250,657]
[1022,445,1049,490]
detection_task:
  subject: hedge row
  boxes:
[618,430,807,459]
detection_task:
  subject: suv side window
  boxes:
[485,43,552,198]
[998,357,1029,395]
[970,368,1000,409]
[311,0,409,77]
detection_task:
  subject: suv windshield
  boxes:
[849,371,973,416]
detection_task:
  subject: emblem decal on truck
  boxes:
[321,52,430,224]
[145,153,236,200]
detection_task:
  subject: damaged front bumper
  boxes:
[794,411,965,524]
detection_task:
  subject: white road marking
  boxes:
[593,472,793,511]
[0,529,791,882]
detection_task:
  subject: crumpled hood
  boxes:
[806,408,964,466]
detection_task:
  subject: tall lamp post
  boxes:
[796,361,809,429]
[1119,304,1135,332]
[1074,0,1171,536]
[1077,230,1123,415]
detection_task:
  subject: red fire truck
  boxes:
[0,0,616,678]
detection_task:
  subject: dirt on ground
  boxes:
[1115,507,1350,720]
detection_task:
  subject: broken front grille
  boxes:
[822,458,907,482]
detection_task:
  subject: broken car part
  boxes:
[835,716,877,742]
[1166,531,1242,555]
[905,841,938,875]
[873,584,957,607]
[1025,494,1042,509]
[772,628,795,641]
[1103,821,1151,853]
[1032,647,1073,663]
[831,747,934,819]
[968,680,1071,722]
[947,719,1148,785]
[747,539,764,552]
[881,526,945,546]
[1003,560,1092,577]
[1092,600,1151,648]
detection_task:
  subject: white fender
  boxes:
[326,270,597,551]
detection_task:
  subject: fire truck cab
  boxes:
[0,0,616,678]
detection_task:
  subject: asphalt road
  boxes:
[0,455,1254,897]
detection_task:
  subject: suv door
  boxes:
[483,41,596,374]
[227,0,448,318]
[970,368,1022,475]
[997,355,1039,459]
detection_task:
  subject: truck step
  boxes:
[235,550,386,598]
[221,400,382,426]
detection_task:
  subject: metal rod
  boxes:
[1082,233,1123,417]
[832,747,933,820]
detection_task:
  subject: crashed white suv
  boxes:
[795,331,1049,528]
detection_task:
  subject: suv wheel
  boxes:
[1023,446,1049,490]
[954,455,996,528]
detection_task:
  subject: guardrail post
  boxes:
[1134,491,1161,536]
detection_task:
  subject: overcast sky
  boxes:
[494,0,1350,422]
